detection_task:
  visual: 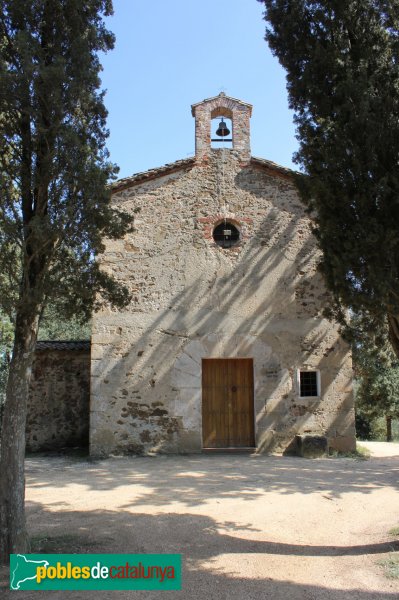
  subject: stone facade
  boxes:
[27,341,90,451]
[90,93,356,457]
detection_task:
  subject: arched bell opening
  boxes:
[211,117,233,149]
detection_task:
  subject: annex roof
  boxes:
[35,340,90,351]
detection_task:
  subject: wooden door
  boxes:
[202,358,254,448]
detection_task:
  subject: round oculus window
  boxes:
[212,221,240,248]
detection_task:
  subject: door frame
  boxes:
[201,357,255,449]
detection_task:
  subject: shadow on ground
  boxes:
[25,453,399,506]
[1,506,398,599]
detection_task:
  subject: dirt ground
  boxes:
[1,441,399,599]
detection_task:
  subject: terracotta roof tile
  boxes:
[250,156,297,180]
[35,340,90,351]
[111,157,195,193]
[110,154,297,194]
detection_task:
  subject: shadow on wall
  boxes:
[91,162,353,456]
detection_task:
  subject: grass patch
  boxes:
[31,533,98,553]
[378,553,399,579]
[329,443,370,460]
[377,526,399,579]
[355,443,371,459]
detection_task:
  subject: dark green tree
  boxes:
[37,304,91,341]
[0,0,132,559]
[350,313,399,441]
[352,314,399,441]
[258,1,399,353]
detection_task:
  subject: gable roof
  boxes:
[111,157,196,193]
[250,156,297,180]
[111,155,297,194]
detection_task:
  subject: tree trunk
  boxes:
[387,313,399,359]
[386,415,393,442]
[0,310,40,563]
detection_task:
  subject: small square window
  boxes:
[299,371,319,397]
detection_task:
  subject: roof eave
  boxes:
[250,156,298,181]
[111,154,299,195]
[111,157,196,194]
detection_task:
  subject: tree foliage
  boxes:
[37,304,91,341]
[353,321,399,419]
[258,0,399,355]
[0,0,132,321]
[349,313,399,436]
[0,0,132,558]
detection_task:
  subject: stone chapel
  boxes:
[87,93,356,457]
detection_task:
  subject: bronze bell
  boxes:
[216,118,230,137]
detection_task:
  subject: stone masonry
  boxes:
[27,341,90,451]
[90,93,356,457]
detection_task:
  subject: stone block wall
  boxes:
[90,148,355,457]
[27,341,90,451]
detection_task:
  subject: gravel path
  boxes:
[2,442,399,599]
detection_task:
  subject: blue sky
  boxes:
[100,0,298,179]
